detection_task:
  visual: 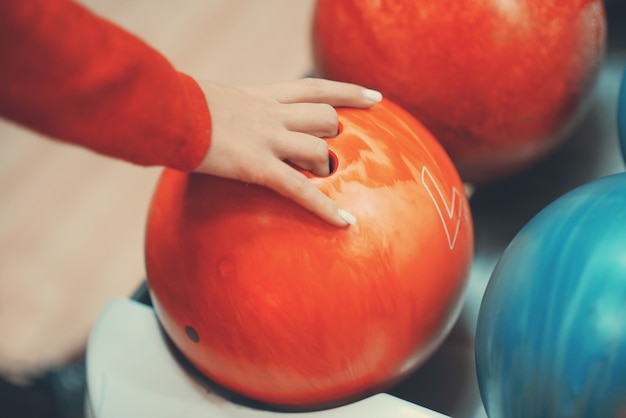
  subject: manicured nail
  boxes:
[338,208,357,225]
[362,88,383,103]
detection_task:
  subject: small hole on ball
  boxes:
[185,325,200,343]
[328,150,339,175]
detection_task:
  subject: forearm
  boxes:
[0,0,211,171]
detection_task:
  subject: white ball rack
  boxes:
[84,298,450,418]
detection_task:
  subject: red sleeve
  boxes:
[0,0,211,171]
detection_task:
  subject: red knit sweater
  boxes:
[0,0,212,171]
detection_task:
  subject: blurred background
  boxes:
[0,0,317,383]
[1,1,625,418]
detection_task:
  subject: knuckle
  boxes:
[319,104,339,135]
[301,77,325,95]
[313,137,330,158]
[310,141,331,176]
[240,163,271,187]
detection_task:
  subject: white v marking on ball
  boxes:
[421,166,463,250]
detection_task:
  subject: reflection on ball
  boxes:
[313,0,607,182]
[145,99,473,409]
[476,173,626,418]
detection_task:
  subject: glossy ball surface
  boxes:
[313,0,607,183]
[145,99,474,408]
[476,173,626,417]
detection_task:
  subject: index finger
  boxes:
[260,78,383,108]
[262,161,356,227]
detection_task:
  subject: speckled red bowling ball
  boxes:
[313,0,607,183]
[145,99,474,409]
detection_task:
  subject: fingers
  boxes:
[262,161,355,227]
[195,78,364,228]
[274,131,331,176]
[257,78,383,109]
[281,102,339,137]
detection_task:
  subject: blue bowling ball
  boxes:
[617,67,626,163]
[476,173,626,418]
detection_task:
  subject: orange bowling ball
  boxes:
[145,99,474,409]
[313,0,607,183]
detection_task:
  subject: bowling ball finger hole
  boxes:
[185,325,200,343]
[327,150,339,175]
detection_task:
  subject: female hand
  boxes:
[194,78,382,227]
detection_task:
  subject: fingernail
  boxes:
[338,208,357,225]
[362,88,383,103]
